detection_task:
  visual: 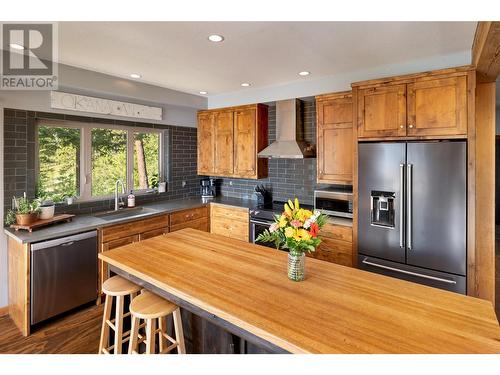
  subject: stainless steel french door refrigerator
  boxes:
[358,141,466,294]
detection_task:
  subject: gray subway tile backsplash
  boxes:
[3,108,200,217]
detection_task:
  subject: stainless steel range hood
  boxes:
[258,99,315,159]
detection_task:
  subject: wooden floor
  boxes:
[0,303,103,354]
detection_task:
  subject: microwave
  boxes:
[314,189,353,218]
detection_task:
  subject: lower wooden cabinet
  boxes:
[210,204,249,242]
[308,222,353,267]
[99,213,169,290]
[169,206,210,233]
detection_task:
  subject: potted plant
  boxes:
[5,196,41,226]
[256,198,328,281]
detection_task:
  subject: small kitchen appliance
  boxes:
[200,178,217,198]
[314,188,353,219]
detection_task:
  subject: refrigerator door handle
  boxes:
[407,163,413,250]
[361,258,457,284]
[399,163,405,248]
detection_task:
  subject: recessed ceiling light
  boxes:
[130,73,142,79]
[208,34,224,42]
[241,83,251,87]
[298,71,310,76]
[199,91,208,95]
[10,43,24,50]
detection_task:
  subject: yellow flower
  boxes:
[284,203,292,216]
[284,227,295,238]
[278,215,288,228]
[294,198,300,210]
[298,229,311,241]
[296,208,312,222]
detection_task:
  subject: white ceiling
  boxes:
[58,22,477,105]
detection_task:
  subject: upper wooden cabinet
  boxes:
[214,111,235,175]
[357,84,407,138]
[407,75,467,137]
[316,91,354,184]
[198,104,268,179]
[197,112,215,175]
[353,66,473,139]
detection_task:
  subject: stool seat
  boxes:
[102,275,142,296]
[130,291,177,319]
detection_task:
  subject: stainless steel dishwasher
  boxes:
[30,231,98,325]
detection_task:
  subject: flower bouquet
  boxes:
[256,198,328,281]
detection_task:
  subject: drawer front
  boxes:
[170,206,208,226]
[171,217,209,233]
[102,235,137,251]
[320,223,352,242]
[211,217,249,241]
[311,238,353,267]
[101,214,169,242]
[139,227,168,241]
[211,204,249,222]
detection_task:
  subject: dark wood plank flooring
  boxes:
[0,304,103,354]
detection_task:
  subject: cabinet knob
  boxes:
[409,124,414,128]
[400,125,404,129]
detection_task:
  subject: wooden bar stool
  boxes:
[99,275,142,354]
[129,291,186,354]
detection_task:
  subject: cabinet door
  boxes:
[407,76,467,137]
[139,227,168,241]
[197,112,215,175]
[214,111,234,175]
[171,217,209,233]
[233,108,257,178]
[310,237,353,267]
[358,84,407,138]
[317,96,353,183]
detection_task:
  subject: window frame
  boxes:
[36,119,164,202]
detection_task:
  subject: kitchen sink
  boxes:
[94,207,158,221]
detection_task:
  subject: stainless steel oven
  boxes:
[249,217,278,249]
[314,189,353,218]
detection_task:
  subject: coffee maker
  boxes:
[200,178,217,198]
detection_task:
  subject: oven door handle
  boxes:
[250,219,274,226]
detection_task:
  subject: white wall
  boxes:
[208,51,471,108]
[0,63,207,128]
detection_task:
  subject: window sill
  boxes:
[54,188,167,206]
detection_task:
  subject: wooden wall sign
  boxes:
[50,91,163,121]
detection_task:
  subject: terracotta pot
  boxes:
[16,213,38,226]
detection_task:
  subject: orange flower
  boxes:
[309,222,319,238]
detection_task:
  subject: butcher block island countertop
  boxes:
[98,228,500,354]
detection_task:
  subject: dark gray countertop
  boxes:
[4,196,259,244]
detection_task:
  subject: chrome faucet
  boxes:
[115,179,126,211]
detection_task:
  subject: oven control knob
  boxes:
[254,210,260,215]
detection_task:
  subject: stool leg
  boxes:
[98,294,113,354]
[145,318,156,354]
[159,316,168,353]
[114,295,124,354]
[172,308,186,354]
[129,315,140,354]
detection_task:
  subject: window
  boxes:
[133,132,160,190]
[37,126,80,201]
[36,120,163,201]
[91,128,127,196]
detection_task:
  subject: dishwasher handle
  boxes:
[31,231,97,251]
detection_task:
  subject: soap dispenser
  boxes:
[127,190,135,208]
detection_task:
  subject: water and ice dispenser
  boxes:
[370,191,395,228]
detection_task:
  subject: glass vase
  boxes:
[287,252,306,281]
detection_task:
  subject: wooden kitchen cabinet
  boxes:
[210,204,249,242]
[357,84,407,138]
[99,213,169,289]
[316,91,353,184]
[197,104,268,179]
[197,112,215,175]
[214,110,235,175]
[308,222,353,267]
[407,75,467,137]
[353,66,473,140]
[170,206,210,233]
